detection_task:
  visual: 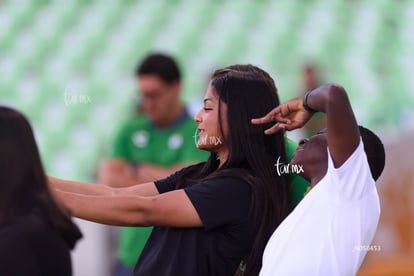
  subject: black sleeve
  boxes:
[154,162,204,194]
[154,172,178,194]
[184,177,251,231]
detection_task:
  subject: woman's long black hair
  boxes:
[0,106,81,249]
[177,65,291,275]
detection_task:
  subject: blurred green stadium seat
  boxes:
[0,0,412,180]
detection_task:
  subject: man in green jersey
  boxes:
[99,53,209,276]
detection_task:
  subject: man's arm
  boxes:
[305,84,359,167]
[252,84,360,168]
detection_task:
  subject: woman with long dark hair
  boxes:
[51,64,291,275]
[0,107,82,276]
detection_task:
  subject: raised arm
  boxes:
[304,84,359,167]
[252,84,360,167]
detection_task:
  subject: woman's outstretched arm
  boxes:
[48,176,113,196]
[53,189,202,227]
[48,176,159,197]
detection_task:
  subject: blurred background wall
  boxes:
[0,0,413,275]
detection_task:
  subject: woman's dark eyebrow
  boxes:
[203,98,213,103]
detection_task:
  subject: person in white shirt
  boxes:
[252,84,386,276]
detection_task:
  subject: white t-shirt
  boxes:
[260,140,380,276]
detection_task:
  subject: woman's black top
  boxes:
[133,169,258,276]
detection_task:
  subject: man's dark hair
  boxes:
[359,125,386,181]
[135,53,181,84]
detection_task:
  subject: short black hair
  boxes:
[135,53,181,84]
[359,126,385,181]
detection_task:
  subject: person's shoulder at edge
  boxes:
[0,217,37,275]
[326,138,365,174]
[0,213,50,245]
[324,139,377,201]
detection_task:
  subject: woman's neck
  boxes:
[217,150,228,168]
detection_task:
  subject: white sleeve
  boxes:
[326,139,381,274]
[325,138,376,201]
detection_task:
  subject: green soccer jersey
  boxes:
[108,111,209,267]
